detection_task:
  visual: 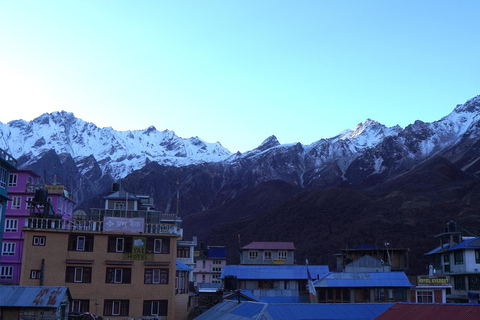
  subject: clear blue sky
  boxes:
[1,1,479,153]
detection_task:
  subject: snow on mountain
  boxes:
[0,111,231,179]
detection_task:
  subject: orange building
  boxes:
[20,212,186,319]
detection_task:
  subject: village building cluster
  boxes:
[1,148,480,319]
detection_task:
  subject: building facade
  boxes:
[425,221,480,302]
[1,169,76,285]
[20,187,188,320]
[0,147,17,282]
[239,242,296,265]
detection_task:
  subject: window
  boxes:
[417,291,433,303]
[65,267,92,283]
[146,237,169,254]
[154,239,162,253]
[455,251,464,265]
[476,250,480,264]
[58,197,64,213]
[68,234,94,252]
[107,236,132,253]
[375,288,386,301]
[0,167,8,188]
[0,266,13,279]
[264,251,272,260]
[249,251,258,260]
[144,268,169,284]
[177,247,190,258]
[26,197,34,209]
[8,174,17,187]
[213,260,222,265]
[212,267,222,272]
[143,300,167,317]
[454,276,466,290]
[71,300,90,313]
[212,274,220,279]
[202,260,206,268]
[444,264,450,272]
[104,300,129,317]
[114,201,126,210]
[443,254,450,263]
[2,242,15,255]
[469,275,480,290]
[4,219,18,232]
[278,251,288,259]
[106,268,131,284]
[11,196,21,209]
[176,270,188,294]
[33,236,46,246]
[30,270,42,279]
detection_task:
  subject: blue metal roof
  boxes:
[314,272,413,288]
[176,260,193,271]
[0,286,70,308]
[447,237,480,251]
[425,238,480,255]
[267,303,394,320]
[209,247,227,258]
[193,301,394,320]
[221,265,329,280]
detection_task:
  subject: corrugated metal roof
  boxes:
[241,242,296,250]
[267,303,393,320]
[209,247,227,258]
[424,243,449,255]
[0,286,70,308]
[447,237,480,251]
[375,303,480,320]
[194,300,267,320]
[314,272,413,288]
[221,265,329,280]
[176,260,193,271]
[194,301,393,320]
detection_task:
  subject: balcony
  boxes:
[25,217,183,236]
[0,147,16,167]
[89,208,181,224]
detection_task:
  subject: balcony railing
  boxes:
[89,208,181,224]
[0,147,17,167]
[25,217,183,236]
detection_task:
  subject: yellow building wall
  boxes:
[21,229,179,320]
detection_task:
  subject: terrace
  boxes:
[25,217,183,236]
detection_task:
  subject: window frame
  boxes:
[5,219,18,232]
[454,250,464,265]
[11,196,21,209]
[264,251,272,260]
[142,300,167,317]
[30,270,42,279]
[65,266,92,283]
[8,173,17,187]
[278,251,288,259]
[416,290,433,303]
[106,267,131,284]
[33,236,46,246]
[2,242,15,256]
[104,300,129,317]
[0,167,8,188]
[0,266,13,279]
[249,250,258,260]
[144,268,169,284]
[71,300,90,313]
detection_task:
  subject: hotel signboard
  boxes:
[417,276,450,286]
[123,237,153,260]
[104,217,144,233]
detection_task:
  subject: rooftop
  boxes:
[241,241,296,250]
[221,265,329,280]
[314,272,413,288]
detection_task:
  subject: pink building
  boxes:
[1,169,76,284]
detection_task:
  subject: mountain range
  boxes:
[2,95,480,274]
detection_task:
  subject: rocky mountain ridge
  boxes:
[2,95,480,213]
